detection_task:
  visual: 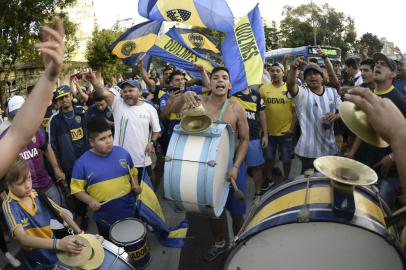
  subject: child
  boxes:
[71,119,141,239]
[2,156,83,269]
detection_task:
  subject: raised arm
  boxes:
[286,57,304,97]
[83,68,115,107]
[138,60,156,92]
[317,47,339,88]
[194,64,211,92]
[0,17,64,177]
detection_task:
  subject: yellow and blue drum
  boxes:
[225,176,405,270]
[164,123,234,217]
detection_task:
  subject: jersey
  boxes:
[260,83,294,136]
[2,191,63,269]
[231,90,265,140]
[70,146,137,225]
[288,85,341,158]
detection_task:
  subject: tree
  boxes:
[264,21,281,51]
[358,33,384,57]
[279,3,357,59]
[85,28,126,84]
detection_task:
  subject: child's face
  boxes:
[8,171,32,198]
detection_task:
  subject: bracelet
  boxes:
[388,153,395,162]
[52,238,57,250]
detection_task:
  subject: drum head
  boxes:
[226,222,403,270]
[110,218,146,245]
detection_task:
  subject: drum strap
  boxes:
[214,99,229,123]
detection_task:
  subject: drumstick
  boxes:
[229,176,245,201]
[99,191,126,206]
[127,165,142,194]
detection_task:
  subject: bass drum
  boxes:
[225,176,404,270]
[164,123,234,217]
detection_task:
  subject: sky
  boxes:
[94,0,406,53]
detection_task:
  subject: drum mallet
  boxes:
[229,176,245,200]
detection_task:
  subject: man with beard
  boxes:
[85,70,161,185]
[48,85,90,228]
[287,58,341,173]
[171,67,249,262]
[349,53,406,207]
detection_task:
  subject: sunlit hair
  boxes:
[3,156,29,186]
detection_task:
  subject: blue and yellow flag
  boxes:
[177,28,220,56]
[136,171,188,248]
[109,20,162,63]
[221,5,265,95]
[148,27,218,78]
[138,0,234,33]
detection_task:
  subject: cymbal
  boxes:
[339,101,389,148]
[56,235,92,267]
[78,234,105,270]
[180,115,212,133]
[314,156,378,186]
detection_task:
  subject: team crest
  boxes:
[188,33,205,48]
[251,95,257,102]
[167,9,191,22]
[106,112,112,118]
[119,159,128,168]
[75,115,82,124]
[31,136,37,144]
[121,41,136,57]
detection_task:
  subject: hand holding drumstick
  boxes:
[127,165,142,194]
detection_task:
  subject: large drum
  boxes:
[225,176,405,270]
[164,123,234,217]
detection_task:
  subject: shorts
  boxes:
[246,139,265,167]
[267,135,293,163]
[226,161,247,215]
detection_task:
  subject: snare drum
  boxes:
[225,176,405,270]
[54,239,135,270]
[164,123,234,217]
[109,218,150,268]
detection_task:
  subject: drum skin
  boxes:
[109,218,150,268]
[225,176,405,270]
[164,123,234,217]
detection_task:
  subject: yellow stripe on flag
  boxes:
[156,35,214,72]
[234,15,263,86]
[180,33,220,53]
[156,0,205,27]
[139,178,166,222]
[168,228,188,238]
[112,33,158,58]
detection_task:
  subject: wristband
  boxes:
[52,238,57,250]
[149,141,157,147]
[388,153,395,162]
[321,55,328,59]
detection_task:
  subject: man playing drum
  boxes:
[170,67,249,261]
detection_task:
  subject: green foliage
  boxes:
[0,0,77,67]
[264,21,281,50]
[85,28,126,84]
[279,3,357,59]
[358,33,384,56]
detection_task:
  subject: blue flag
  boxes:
[138,0,234,33]
[176,28,220,57]
[110,20,162,64]
[136,171,188,248]
[148,27,218,78]
[221,5,265,95]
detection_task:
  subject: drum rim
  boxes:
[102,239,136,269]
[109,218,147,246]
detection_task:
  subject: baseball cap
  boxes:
[118,79,141,90]
[303,63,324,78]
[373,52,397,72]
[8,95,25,117]
[54,85,71,100]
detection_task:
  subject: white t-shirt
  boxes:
[288,85,341,158]
[111,96,161,167]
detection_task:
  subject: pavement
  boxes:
[1,158,302,270]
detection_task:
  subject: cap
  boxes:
[373,52,397,72]
[303,63,324,78]
[8,95,25,117]
[54,85,71,100]
[118,79,141,90]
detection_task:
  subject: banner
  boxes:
[221,4,265,95]
[138,0,234,32]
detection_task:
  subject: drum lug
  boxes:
[164,156,172,161]
[207,160,216,167]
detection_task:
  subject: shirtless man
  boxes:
[171,67,249,261]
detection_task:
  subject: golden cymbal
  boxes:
[56,235,92,267]
[180,115,212,133]
[339,101,389,148]
[78,234,105,270]
[314,156,378,186]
